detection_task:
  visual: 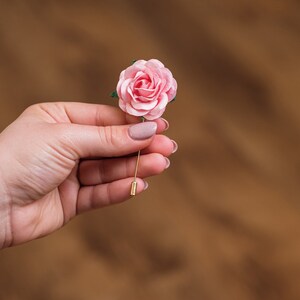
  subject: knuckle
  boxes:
[55,125,80,159]
[99,126,120,148]
[22,103,40,115]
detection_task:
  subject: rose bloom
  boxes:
[116,59,177,120]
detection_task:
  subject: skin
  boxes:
[0,102,175,249]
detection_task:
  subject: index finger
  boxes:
[37,102,169,132]
[62,102,139,126]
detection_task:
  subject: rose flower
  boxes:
[116,59,177,120]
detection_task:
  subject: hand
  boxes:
[0,102,176,248]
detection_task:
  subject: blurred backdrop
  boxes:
[1,0,300,299]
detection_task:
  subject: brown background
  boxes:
[1,0,300,299]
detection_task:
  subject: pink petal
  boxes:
[166,78,178,101]
[125,103,147,117]
[144,107,166,120]
[133,60,147,67]
[135,87,155,98]
[124,64,144,78]
[118,70,125,81]
[160,68,173,91]
[155,92,169,110]
[146,59,165,69]
[134,70,147,80]
[119,99,126,112]
[131,99,158,110]
[120,78,134,102]
[127,84,136,102]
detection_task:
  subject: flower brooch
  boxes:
[112,59,177,195]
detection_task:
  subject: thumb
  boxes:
[59,121,157,159]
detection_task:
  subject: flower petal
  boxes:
[124,65,144,78]
[133,59,147,67]
[144,107,166,120]
[116,59,177,119]
[166,78,178,101]
[125,103,147,116]
[119,98,126,112]
[155,92,169,110]
[119,78,134,102]
[131,99,158,110]
[146,59,165,69]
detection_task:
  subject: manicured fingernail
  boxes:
[171,140,178,153]
[129,122,157,140]
[143,180,149,190]
[160,118,169,131]
[165,157,171,169]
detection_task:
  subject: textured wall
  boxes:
[0,1,300,299]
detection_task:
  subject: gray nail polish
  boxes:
[129,122,157,140]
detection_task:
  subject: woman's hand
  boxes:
[0,102,176,248]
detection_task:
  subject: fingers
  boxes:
[61,102,169,133]
[141,134,178,156]
[155,118,169,133]
[32,102,137,126]
[24,103,171,161]
[34,102,169,133]
[57,115,175,161]
[60,102,169,133]
[79,153,169,186]
[77,177,146,213]
[57,121,159,159]
[62,102,139,126]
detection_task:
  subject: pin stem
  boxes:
[130,117,145,196]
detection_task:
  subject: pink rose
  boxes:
[116,59,177,120]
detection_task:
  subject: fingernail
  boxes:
[171,140,178,153]
[160,118,169,131]
[165,157,171,169]
[129,122,157,140]
[143,180,149,190]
